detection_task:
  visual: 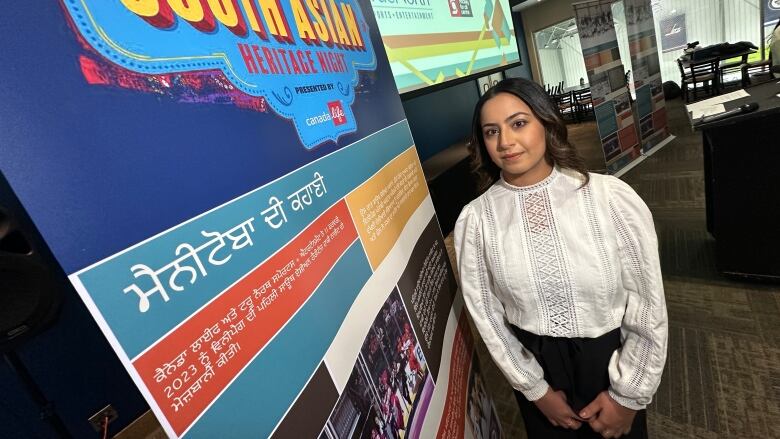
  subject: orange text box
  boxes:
[346,147,428,270]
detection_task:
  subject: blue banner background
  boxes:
[0,1,405,275]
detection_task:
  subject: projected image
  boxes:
[372,0,521,94]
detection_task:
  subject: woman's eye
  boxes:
[513,120,527,128]
[484,128,498,137]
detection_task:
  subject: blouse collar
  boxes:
[498,166,559,192]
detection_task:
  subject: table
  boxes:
[564,83,590,93]
[679,48,755,69]
[679,48,756,94]
[690,80,780,280]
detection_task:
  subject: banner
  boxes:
[659,14,686,53]
[0,2,504,438]
[435,311,504,439]
[574,0,641,174]
[764,0,780,27]
[624,0,671,153]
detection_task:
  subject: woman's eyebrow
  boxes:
[482,111,530,128]
[504,111,529,122]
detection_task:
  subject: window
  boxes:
[533,18,589,92]
[651,0,762,85]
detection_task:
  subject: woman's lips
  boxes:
[502,151,524,161]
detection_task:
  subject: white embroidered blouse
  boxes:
[453,167,668,410]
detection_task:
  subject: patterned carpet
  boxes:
[444,97,780,438]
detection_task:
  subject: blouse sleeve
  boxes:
[453,202,549,401]
[606,177,669,410]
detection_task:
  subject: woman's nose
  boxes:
[498,129,512,148]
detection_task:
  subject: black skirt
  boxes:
[511,326,648,439]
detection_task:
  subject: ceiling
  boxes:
[511,0,549,12]
[534,18,578,49]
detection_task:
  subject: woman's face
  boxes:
[480,92,552,186]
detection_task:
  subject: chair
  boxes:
[740,58,773,87]
[553,91,576,122]
[572,88,593,122]
[677,58,720,102]
[719,58,744,86]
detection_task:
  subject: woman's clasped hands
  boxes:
[534,388,636,438]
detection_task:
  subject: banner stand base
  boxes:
[613,134,676,178]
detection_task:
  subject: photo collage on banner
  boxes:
[573,0,641,174]
[0,2,503,438]
[623,0,671,153]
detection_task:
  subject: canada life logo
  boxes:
[328,101,347,126]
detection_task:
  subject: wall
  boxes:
[0,179,148,438]
[403,80,480,162]
[510,11,534,80]
[521,0,582,82]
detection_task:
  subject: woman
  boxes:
[453,78,667,438]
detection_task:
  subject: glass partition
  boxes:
[533,18,589,92]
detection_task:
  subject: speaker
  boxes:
[0,196,63,353]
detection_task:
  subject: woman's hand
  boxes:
[533,387,583,429]
[579,391,636,438]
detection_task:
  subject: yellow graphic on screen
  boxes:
[382,0,514,86]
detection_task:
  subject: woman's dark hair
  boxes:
[468,77,589,192]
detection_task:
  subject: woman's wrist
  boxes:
[607,388,645,411]
[523,379,550,401]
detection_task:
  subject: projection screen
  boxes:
[372,0,521,94]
